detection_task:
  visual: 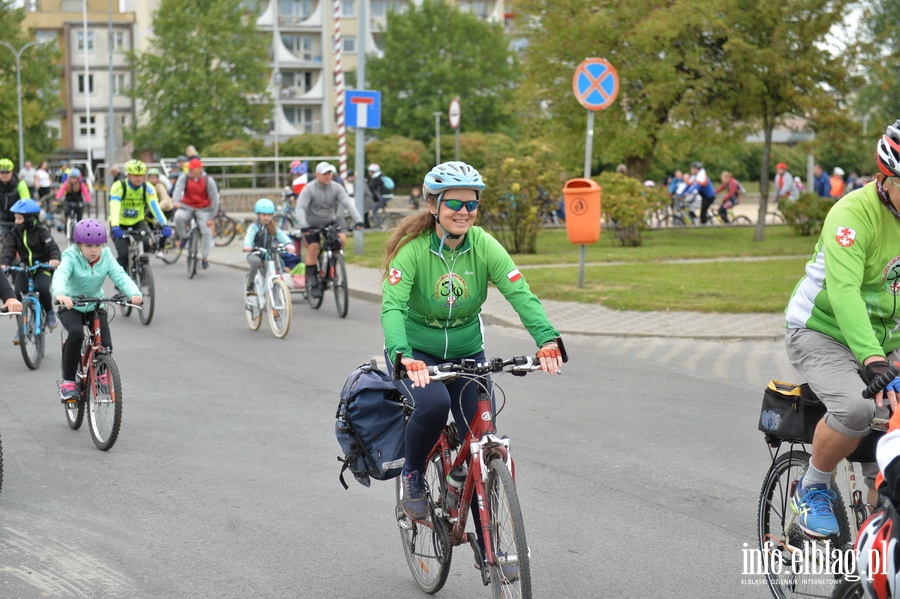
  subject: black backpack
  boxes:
[335,361,410,489]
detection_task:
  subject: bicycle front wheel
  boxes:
[214,214,237,247]
[766,212,785,225]
[187,231,199,279]
[122,263,135,317]
[757,450,851,599]
[332,254,348,318]
[87,354,123,451]
[161,234,182,264]
[267,277,292,338]
[244,276,262,330]
[306,255,325,310]
[18,301,43,370]
[137,263,155,325]
[486,457,531,598]
[733,215,752,226]
[396,453,452,594]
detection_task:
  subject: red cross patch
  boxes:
[835,226,856,248]
[388,268,402,285]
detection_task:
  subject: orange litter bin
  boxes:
[562,178,601,244]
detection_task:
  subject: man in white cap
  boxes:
[296,162,364,297]
[830,167,846,198]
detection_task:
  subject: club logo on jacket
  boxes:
[435,273,468,307]
[388,268,402,285]
[883,257,900,294]
[835,226,856,248]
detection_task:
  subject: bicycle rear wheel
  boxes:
[137,263,155,325]
[214,214,237,247]
[766,212,785,225]
[122,262,135,317]
[832,578,864,599]
[757,449,851,599]
[187,231,199,279]
[332,254,348,318]
[267,277,292,338]
[396,453,452,594]
[486,457,531,598]
[733,215,752,226]
[87,354,123,451]
[18,301,43,370]
[160,234,182,264]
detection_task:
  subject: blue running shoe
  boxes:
[400,469,429,521]
[791,481,840,537]
[47,311,59,331]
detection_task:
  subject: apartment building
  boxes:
[21,0,505,159]
[22,0,136,162]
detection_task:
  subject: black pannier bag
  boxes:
[758,380,826,443]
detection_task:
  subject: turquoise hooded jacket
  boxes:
[51,245,141,313]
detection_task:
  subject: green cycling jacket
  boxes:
[786,182,900,363]
[382,226,559,361]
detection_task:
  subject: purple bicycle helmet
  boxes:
[72,219,108,244]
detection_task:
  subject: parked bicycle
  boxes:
[5,263,54,370]
[756,370,898,599]
[304,224,348,318]
[243,244,292,339]
[213,208,238,247]
[391,339,568,598]
[60,294,138,451]
[121,231,155,325]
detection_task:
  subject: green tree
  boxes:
[366,0,520,143]
[855,0,900,137]
[0,3,60,164]
[129,0,270,157]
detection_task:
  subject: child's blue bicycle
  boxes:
[5,263,53,370]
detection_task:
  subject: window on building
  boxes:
[458,1,489,18]
[281,34,315,61]
[283,107,316,132]
[343,36,356,54]
[76,31,94,52]
[371,0,387,17]
[77,74,94,95]
[79,115,96,137]
[279,0,313,18]
[35,31,57,48]
[112,74,127,95]
[342,0,355,17]
[112,31,125,52]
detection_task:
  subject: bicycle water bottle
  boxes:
[445,464,467,509]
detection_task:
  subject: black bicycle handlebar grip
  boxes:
[556,336,568,363]
[392,351,405,381]
[863,361,900,399]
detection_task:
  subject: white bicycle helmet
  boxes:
[877,120,900,178]
[422,161,486,198]
[856,504,900,599]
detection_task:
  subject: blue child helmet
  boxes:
[255,198,276,214]
[10,199,41,214]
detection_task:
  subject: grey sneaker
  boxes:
[400,470,429,521]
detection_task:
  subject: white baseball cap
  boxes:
[833,167,845,176]
[315,161,337,175]
[367,163,380,173]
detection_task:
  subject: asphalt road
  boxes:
[0,256,794,598]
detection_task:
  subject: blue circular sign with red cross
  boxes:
[572,58,619,111]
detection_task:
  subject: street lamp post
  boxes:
[433,111,442,165]
[0,40,42,171]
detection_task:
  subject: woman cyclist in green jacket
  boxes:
[380,161,563,526]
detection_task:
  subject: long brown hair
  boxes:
[381,196,436,277]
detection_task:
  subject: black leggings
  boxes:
[113,221,152,269]
[384,349,489,475]
[59,308,110,380]
[14,270,53,316]
[700,195,716,224]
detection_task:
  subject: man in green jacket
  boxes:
[784,120,900,538]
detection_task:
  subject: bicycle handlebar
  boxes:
[863,361,900,399]
[391,337,568,381]
[57,294,142,310]
[5,262,54,273]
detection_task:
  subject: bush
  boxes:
[595,172,654,247]
[365,135,430,188]
[780,192,834,236]
[479,149,563,254]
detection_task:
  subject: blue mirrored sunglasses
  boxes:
[443,198,479,212]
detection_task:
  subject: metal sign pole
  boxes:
[579,110,595,288]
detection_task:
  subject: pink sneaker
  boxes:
[58,380,77,401]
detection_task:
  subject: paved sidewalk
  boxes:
[207,239,787,341]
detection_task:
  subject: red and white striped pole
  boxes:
[333,0,348,183]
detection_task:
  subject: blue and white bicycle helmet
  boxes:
[422,161,486,200]
[255,198,276,214]
[10,199,41,214]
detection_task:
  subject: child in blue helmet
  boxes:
[51,219,141,401]
[243,198,295,293]
[0,198,62,334]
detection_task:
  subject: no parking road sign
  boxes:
[572,58,619,111]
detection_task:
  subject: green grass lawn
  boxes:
[348,225,815,313]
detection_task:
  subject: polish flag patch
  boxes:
[388,268,402,285]
[507,268,522,282]
[835,226,856,248]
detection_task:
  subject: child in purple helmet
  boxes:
[50,219,142,401]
